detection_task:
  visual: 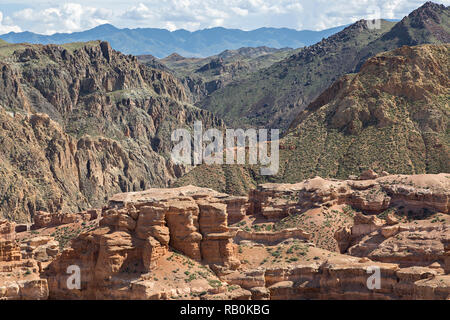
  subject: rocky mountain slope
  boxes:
[356,1,450,70]
[176,43,449,194]
[141,46,296,103]
[198,2,449,131]
[0,24,346,58]
[0,40,222,222]
[281,44,449,182]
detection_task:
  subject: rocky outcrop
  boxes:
[346,222,449,268]
[45,186,240,299]
[0,240,21,263]
[32,212,78,229]
[249,174,450,220]
[31,210,98,229]
[0,279,49,300]
[236,228,311,245]
[0,223,50,300]
[109,187,240,268]
[0,220,15,240]
[20,237,59,262]
[223,196,248,224]
[221,255,450,300]
[0,220,20,263]
[2,174,450,300]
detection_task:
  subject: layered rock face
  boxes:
[0,220,15,240]
[33,212,78,229]
[227,259,450,300]
[248,174,449,220]
[0,41,223,222]
[45,186,241,299]
[0,221,50,300]
[236,228,311,244]
[0,220,19,262]
[0,110,169,222]
[223,196,249,224]
[335,213,449,268]
[32,210,98,229]
[20,237,59,263]
[225,173,449,300]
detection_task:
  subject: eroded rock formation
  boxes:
[1,174,448,300]
[0,220,50,300]
[248,174,449,219]
[44,186,241,299]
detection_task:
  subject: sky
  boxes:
[0,0,448,35]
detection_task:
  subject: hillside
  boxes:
[198,2,449,131]
[355,1,450,70]
[281,44,449,181]
[141,46,296,103]
[0,24,345,58]
[0,40,221,222]
[198,20,396,130]
[176,44,450,194]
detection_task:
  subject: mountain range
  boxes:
[194,2,450,131]
[0,24,346,58]
[0,2,448,217]
[175,2,450,194]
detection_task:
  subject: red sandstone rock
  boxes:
[2,174,449,300]
[0,220,15,240]
[33,211,78,229]
[249,174,449,218]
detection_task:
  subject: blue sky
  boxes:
[0,0,448,35]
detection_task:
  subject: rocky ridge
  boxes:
[198,2,449,131]
[0,40,222,222]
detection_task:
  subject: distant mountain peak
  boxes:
[349,19,371,29]
[330,19,380,39]
[0,24,346,57]
[90,24,119,32]
[163,53,186,61]
[418,1,447,11]
[407,1,448,23]
[382,1,450,45]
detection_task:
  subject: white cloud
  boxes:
[0,11,21,34]
[12,3,112,35]
[231,7,249,17]
[122,3,155,21]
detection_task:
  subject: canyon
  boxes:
[0,2,448,302]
